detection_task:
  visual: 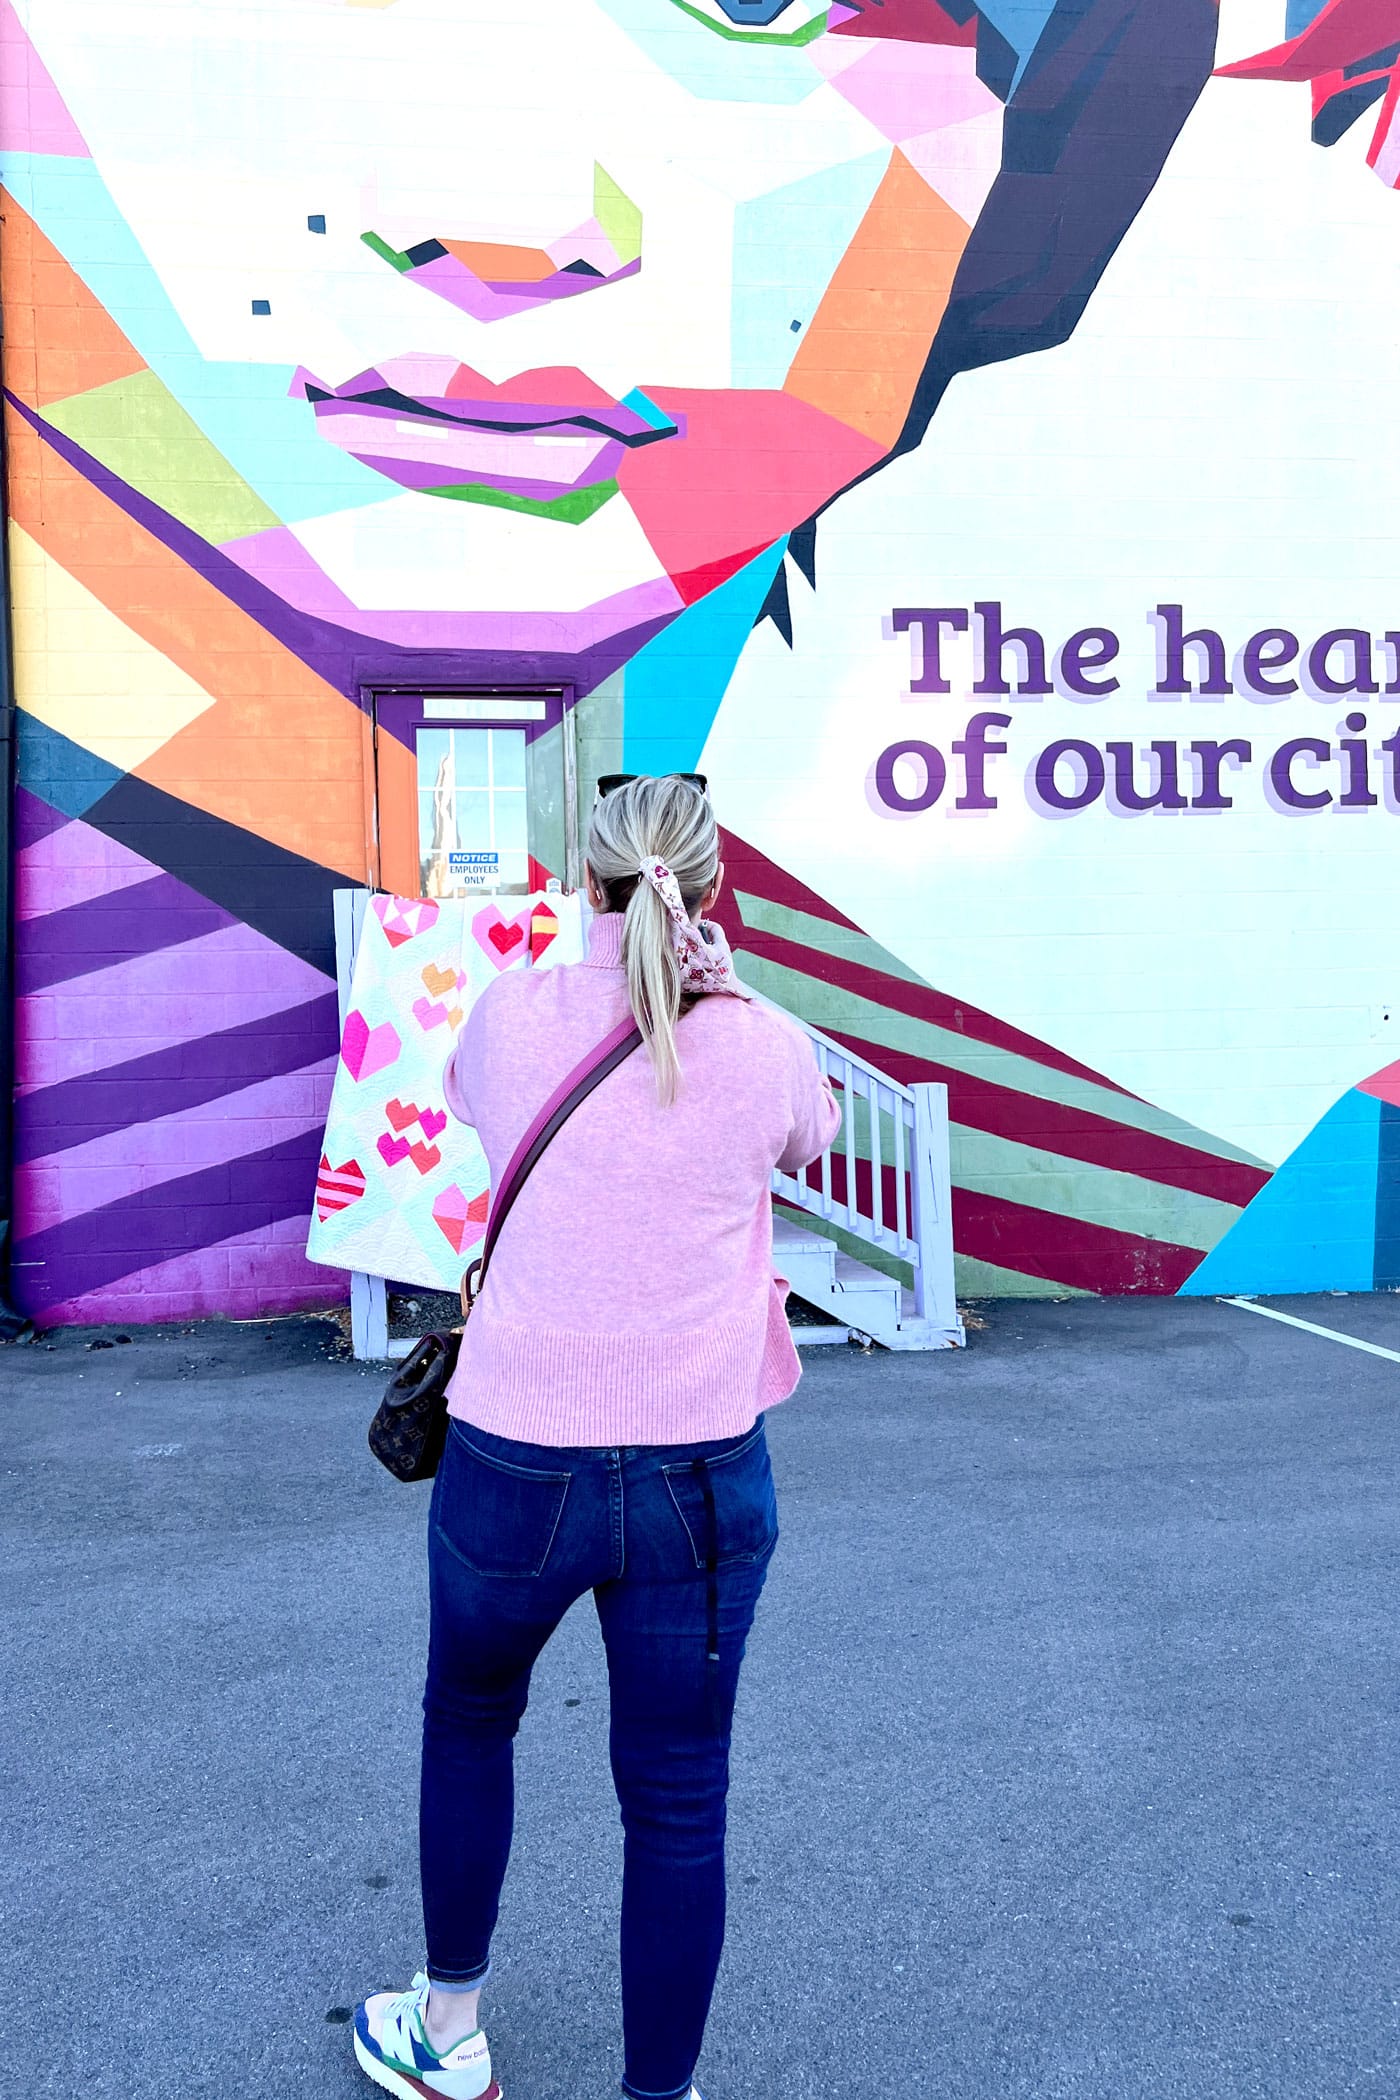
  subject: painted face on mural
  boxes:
[18,0,1011,648]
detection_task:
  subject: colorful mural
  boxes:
[2,0,1397,1322]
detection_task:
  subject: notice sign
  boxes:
[449,851,499,889]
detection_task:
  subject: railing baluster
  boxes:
[843,1059,857,1231]
[894,1097,909,1256]
[869,1079,884,1242]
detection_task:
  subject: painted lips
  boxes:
[290,356,680,511]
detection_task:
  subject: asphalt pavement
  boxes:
[2,1291,1397,2100]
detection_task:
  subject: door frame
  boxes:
[360,684,580,897]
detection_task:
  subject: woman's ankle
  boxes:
[424,1982,482,2051]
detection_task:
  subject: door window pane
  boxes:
[417,726,531,897]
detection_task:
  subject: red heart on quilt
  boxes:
[408,1140,442,1176]
[384,1098,421,1133]
[315,1155,365,1221]
[489,919,525,956]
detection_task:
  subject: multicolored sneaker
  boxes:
[352,1971,499,2100]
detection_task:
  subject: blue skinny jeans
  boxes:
[420,1414,778,2100]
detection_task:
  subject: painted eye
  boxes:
[666,0,828,41]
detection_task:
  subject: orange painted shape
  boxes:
[437,239,558,283]
[0,186,147,407]
[782,149,970,449]
[6,407,367,879]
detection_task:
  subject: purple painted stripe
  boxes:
[20,1056,337,1235]
[38,1212,343,1327]
[15,872,234,993]
[12,1127,323,1314]
[7,392,682,705]
[13,990,341,1163]
[15,785,72,850]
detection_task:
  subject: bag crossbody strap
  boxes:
[461,1012,644,1311]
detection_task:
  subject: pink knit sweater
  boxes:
[442,909,840,1447]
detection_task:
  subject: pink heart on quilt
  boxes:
[412,996,464,1033]
[372,894,440,949]
[473,904,532,970]
[342,1011,401,1083]
[418,1106,447,1141]
[377,1132,411,1168]
[433,1183,491,1255]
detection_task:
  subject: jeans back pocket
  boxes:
[662,1430,778,1572]
[435,1423,571,1578]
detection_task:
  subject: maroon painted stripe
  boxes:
[822,1029,1270,1210]
[729,919,1139,1097]
[952,1187,1204,1295]
[804,1151,1205,1295]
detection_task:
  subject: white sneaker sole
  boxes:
[352,2029,501,2100]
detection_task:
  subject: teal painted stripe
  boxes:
[735,945,1269,1173]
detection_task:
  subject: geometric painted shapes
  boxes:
[14,918,335,1095]
[44,369,282,543]
[899,107,1004,228]
[731,150,888,391]
[828,0,978,45]
[783,149,970,448]
[623,541,788,775]
[0,185,145,408]
[14,805,165,921]
[8,525,220,774]
[1357,1058,1400,1109]
[289,356,675,504]
[287,485,674,617]
[592,162,643,267]
[1216,0,1397,82]
[15,710,126,823]
[360,164,642,323]
[1178,1087,1382,1298]
[0,0,88,155]
[812,33,1001,142]
[666,0,827,41]
[617,388,882,584]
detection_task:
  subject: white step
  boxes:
[773,1217,960,1351]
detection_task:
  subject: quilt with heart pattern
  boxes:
[306,890,585,1291]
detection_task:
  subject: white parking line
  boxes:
[1223,1297,1400,1365]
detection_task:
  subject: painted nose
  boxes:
[362,163,641,324]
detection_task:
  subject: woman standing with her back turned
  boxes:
[354,776,841,2100]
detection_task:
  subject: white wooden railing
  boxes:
[758,995,959,1345]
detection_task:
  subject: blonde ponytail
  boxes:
[623,876,683,1103]
[586,776,719,1104]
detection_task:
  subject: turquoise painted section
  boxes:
[593,0,825,103]
[622,541,786,774]
[17,713,124,821]
[731,150,886,390]
[0,153,388,525]
[1179,1087,1381,1297]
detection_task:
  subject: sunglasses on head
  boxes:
[595,772,709,799]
